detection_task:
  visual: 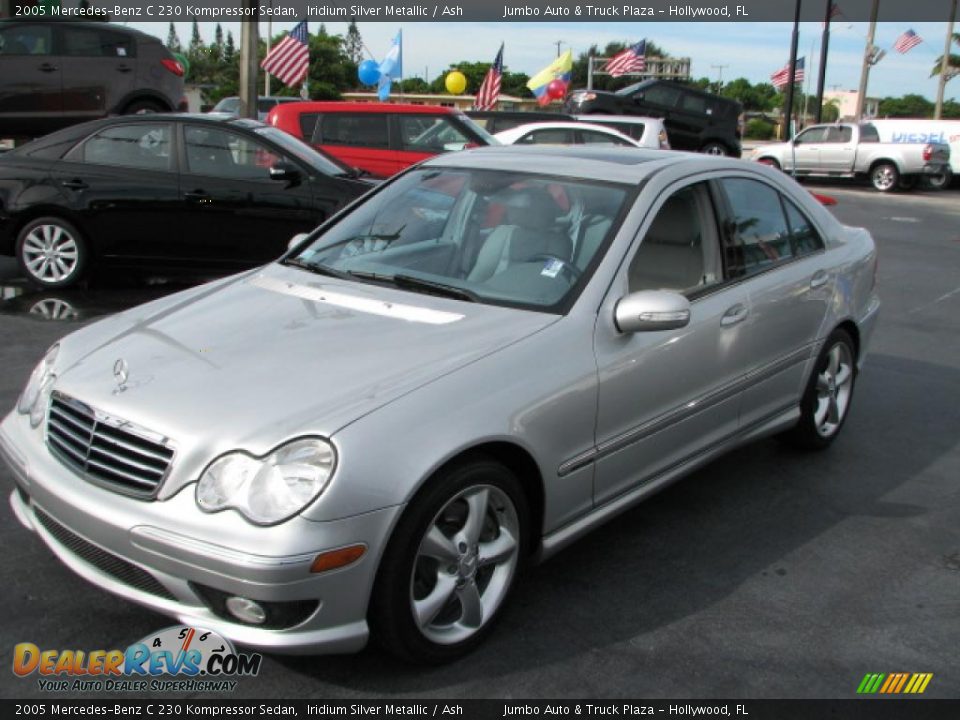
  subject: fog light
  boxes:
[225,596,267,625]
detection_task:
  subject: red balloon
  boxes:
[546,79,567,100]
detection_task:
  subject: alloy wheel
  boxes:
[410,484,520,645]
[814,341,854,438]
[21,224,80,285]
[872,165,897,191]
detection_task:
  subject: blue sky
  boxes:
[135,21,958,101]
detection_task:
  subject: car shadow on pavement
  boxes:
[269,351,958,694]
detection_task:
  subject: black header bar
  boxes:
[3,0,959,22]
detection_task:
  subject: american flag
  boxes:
[475,43,504,111]
[603,39,646,77]
[893,29,923,54]
[771,57,805,89]
[261,21,310,87]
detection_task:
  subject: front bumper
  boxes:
[0,413,402,655]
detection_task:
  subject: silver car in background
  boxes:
[2,147,879,663]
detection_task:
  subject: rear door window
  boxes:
[62,27,135,58]
[517,128,575,144]
[398,115,472,152]
[642,84,681,108]
[680,93,708,115]
[74,124,172,171]
[579,129,633,146]
[718,178,794,277]
[184,125,281,180]
[318,114,389,149]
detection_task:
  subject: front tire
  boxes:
[16,217,88,289]
[369,457,528,663]
[782,329,857,450]
[870,162,899,192]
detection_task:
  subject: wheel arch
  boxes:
[867,157,903,175]
[833,319,861,362]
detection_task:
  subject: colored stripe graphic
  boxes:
[857,673,933,694]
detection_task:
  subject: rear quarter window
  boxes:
[318,114,389,149]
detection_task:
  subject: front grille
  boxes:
[34,507,175,601]
[46,392,174,498]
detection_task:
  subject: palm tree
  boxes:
[930,33,960,79]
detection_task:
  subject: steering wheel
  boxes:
[526,254,582,281]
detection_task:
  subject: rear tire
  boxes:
[369,456,528,664]
[924,169,952,190]
[123,99,165,115]
[700,141,728,156]
[781,328,857,451]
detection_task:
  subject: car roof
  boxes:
[495,121,641,145]
[269,102,462,116]
[420,145,721,184]
[0,19,156,40]
[575,115,663,125]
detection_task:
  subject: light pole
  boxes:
[855,0,880,120]
[239,8,260,120]
[782,0,802,139]
[935,0,958,119]
[711,64,728,93]
[814,0,833,123]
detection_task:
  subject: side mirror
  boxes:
[614,290,691,334]
[270,161,302,184]
[287,232,309,251]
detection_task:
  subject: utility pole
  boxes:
[782,0,802,140]
[264,2,272,97]
[935,0,958,119]
[855,0,880,120]
[814,0,833,123]
[239,8,259,120]
[554,40,563,57]
[711,64,728,92]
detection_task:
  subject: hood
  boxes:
[53,264,557,493]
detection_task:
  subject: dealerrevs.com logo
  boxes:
[13,626,262,693]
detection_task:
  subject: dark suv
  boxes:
[0,21,186,138]
[564,79,742,157]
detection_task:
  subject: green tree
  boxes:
[427,61,529,98]
[720,78,778,112]
[398,77,430,93]
[165,22,181,53]
[189,20,203,55]
[878,94,935,117]
[224,31,236,63]
[344,20,363,65]
[930,33,960,79]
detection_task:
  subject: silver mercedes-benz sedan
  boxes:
[2,147,879,663]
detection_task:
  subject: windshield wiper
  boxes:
[282,257,352,280]
[392,274,478,303]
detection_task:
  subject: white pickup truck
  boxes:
[750,122,951,192]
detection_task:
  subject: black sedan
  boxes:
[0,115,374,288]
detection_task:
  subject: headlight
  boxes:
[17,344,59,428]
[196,438,336,525]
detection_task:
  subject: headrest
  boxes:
[646,193,698,247]
[503,189,560,230]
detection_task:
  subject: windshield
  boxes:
[287,168,630,313]
[615,81,653,97]
[254,126,353,176]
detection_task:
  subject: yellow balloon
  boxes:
[445,71,467,95]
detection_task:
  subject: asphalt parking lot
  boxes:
[1,184,958,700]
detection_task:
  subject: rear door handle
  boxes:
[61,179,89,190]
[720,303,749,327]
[38,63,58,73]
[184,190,211,201]
[116,65,133,73]
[809,270,829,289]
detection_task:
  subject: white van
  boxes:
[869,119,960,185]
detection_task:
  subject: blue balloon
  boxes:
[358,60,381,86]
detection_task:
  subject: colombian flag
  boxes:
[526,49,574,106]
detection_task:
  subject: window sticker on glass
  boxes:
[541,258,564,278]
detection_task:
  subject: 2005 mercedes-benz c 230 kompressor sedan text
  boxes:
[2,147,879,663]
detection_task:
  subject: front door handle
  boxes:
[810,270,829,289]
[720,303,749,327]
[116,65,133,74]
[61,179,89,190]
[38,63,58,73]
[184,190,211,202]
